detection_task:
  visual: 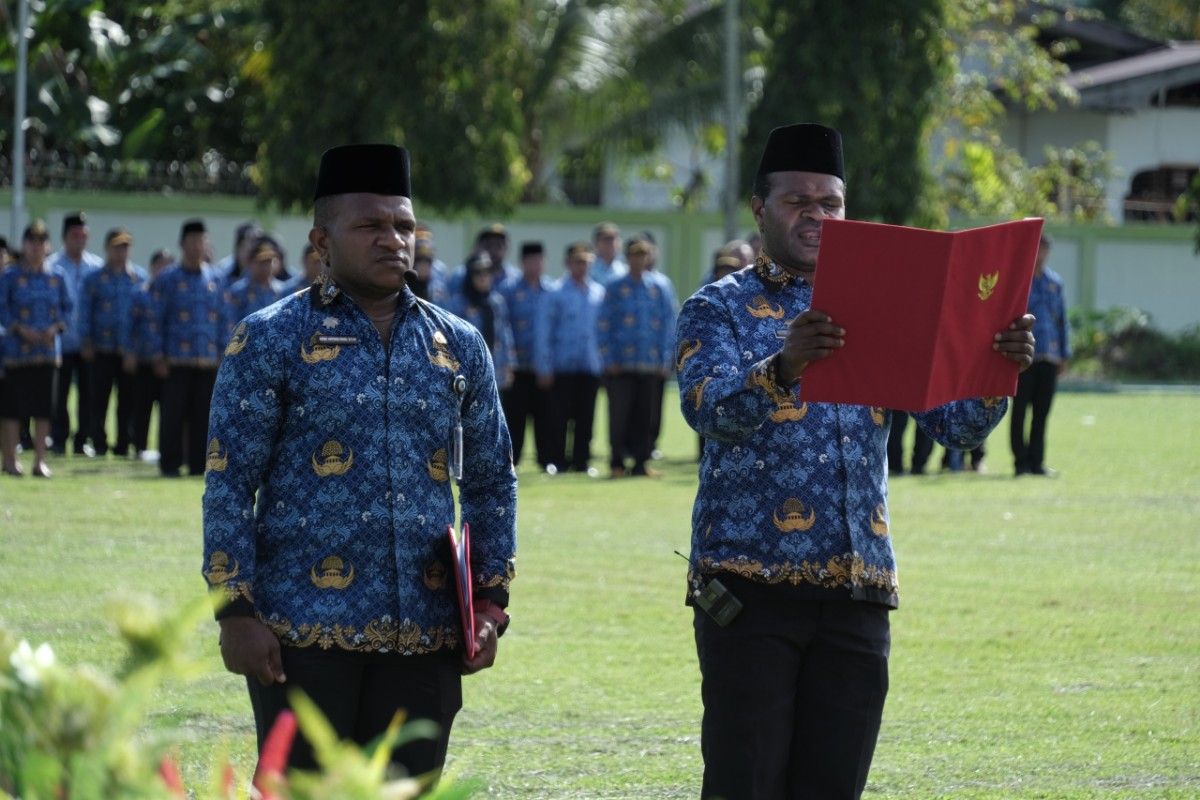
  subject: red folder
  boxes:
[447,522,477,659]
[798,218,1043,412]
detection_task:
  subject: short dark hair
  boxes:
[751,172,773,201]
[313,195,342,230]
[62,212,87,237]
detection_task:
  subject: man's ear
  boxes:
[750,196,766,232]
[308,227,328,263]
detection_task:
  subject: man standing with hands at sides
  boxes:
[202,144,516,780]
[1011,230,1069,477]
[151,219,224,477]
[675,123,1036,800]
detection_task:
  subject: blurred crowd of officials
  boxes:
[0,212,760,479]
[0,210,1067,481]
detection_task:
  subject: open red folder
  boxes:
[798,218,1043,412]
[447,522,476,659]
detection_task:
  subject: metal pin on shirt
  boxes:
[451,374,467,482]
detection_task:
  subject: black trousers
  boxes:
[246,646,462,777]
[1010,360,1058,473]
[546,372,599,471]
[607,371,656,470]
[159,365,216,476]
[89,353,135,455]
[130,363,161,453]
[695,578,890,800]
[501,370,552,468]
[52,352,93,451]
[648,373,666,453]
[886,411,933,474]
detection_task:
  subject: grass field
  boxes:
[1,390,1197,798]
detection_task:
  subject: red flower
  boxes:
[253,710,297,800]
[158,756,186,798]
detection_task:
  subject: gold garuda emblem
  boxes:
[870,504,889,536]
[312,440,354,476]
[428,448,449,482]
[204,551,239,584]
[746,295,785,320]
[427,330,460,371]
[424,560,447,590]
[311,555,355,590]
[300,333,340,364]
[677,339,702,371]
[978,271,999,301]
[224,323,249,356]
[773,498,817,532]
[770,400,808,424]
[205,438,228,472]
[869,407,886,427]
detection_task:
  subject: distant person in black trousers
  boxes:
[1012,232,1070,476]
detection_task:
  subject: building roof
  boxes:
[1067,42,1200,110]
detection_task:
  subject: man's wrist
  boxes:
[770,352,802,389]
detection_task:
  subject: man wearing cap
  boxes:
[225,236,288,326]
[497,242,554,469]
[598,235,676,478]
[0,221,72,477]
[675,123,1036,798]
[202,143,516,779]
[150,218,225,477]
[48,211,104,456]
[533,242,605,475]
[79,228,146,457]
[591,222,628,286]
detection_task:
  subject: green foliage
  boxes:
[0,595,476,799]
[1118,0,1200,39]
[253,0,528,215]
[1068,306,1200,380]
[932,0,1090,221]
[742,0,949,225]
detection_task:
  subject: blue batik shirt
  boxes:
[79,264,146,354]
[127,285,159,362]
[598,272,678,373]
[533,276,605,376]
[47,249,103,354]
[225,277,287,329]
[1027,268,1070,364]
[498,274,553,371]
[445,292,517,389]
[0,264,73,368]
[591,256,628,286]
[150,263,226,367]
[675,262,1007,607]
[202,284,517,654]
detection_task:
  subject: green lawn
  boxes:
[1,391,1197,798]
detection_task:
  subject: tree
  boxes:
[254,0,528,215]
[740,0,949,225]
[1117,0,1200,40]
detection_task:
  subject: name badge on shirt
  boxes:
[314,335,359,346]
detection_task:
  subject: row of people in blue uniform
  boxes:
[421,226,680,478]
[1,213,683,478]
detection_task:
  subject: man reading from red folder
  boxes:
[675,122,1034,800]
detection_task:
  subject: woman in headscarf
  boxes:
[446,252,515,390]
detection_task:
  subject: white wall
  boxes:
[1094,239,1200,331]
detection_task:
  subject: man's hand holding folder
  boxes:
[448,522,508,674]
[788,218,1040,411]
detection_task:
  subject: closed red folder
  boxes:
[447,522,477,659]
[799,218,1043,412]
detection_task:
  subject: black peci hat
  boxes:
[755,123,844,182]
[520,241,544,258]
[314,144,411,201]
